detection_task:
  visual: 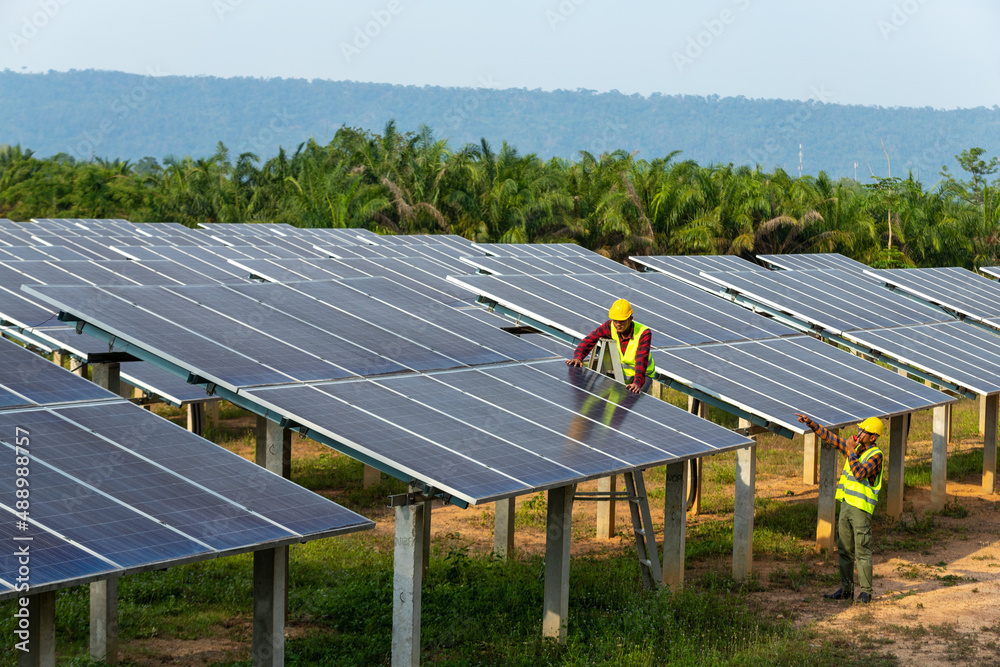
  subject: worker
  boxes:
[565,298,654,393]
[796,413,884,604]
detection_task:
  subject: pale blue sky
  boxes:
[2,0,997,109]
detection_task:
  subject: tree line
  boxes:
[0,123,997,269]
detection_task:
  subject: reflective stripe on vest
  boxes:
[835,445,883,514]
[610,321,655,379]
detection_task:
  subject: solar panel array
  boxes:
[0,338,372,600]
[702,268,952,334]
[628,255,765,293]
[459,253,627,276]
[870,267,1000,323]
[448,271,792,346]
[757,252,872,275]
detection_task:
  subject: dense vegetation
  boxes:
[1,128,997,269]
[2,69,999,177]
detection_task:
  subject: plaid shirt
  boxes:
[573,320,653,386]
[802,417,882,486]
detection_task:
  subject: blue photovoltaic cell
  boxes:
[702,268,952,333]
[843,321,1000,395]
[160,284,409,378]
[758,253,871,274]
[58,402,371,536]
[652,335,953,432]
[448,271,791,347]
[229,258,365,282]
[872,267,1000,322]
[24,284,295,388]
[305,278,556,363]
[0,520,115,590]
[0,410,294,551]
[220,282,461,372]
[0,338,117,407]
[629,255,764,292]
[245,362,752,504]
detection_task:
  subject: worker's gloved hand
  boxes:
[565,358,583,367]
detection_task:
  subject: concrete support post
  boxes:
[596,475,616,539]
[90,362,120,665]
[421,497,432,579]
[980,394,988,436]
[90,578,118,664]
[687,396,706,514]
[91,362,120,396]
[73,359,88,379]
[252,547,287,667]
[204,399,220,428]
[930,404,951,512]
[493,497,515,558]
[255,416,291,479]
[118,380,134,400]
[187,402,203,437]
[816,431,838,553]
[983,394,998,494]
[886,414,908,519]
[803,432,820,485]
[363,464,381,488]
[542,484,575,643]
[392,501,425,667]
[18,591,56,667]
[733,419,756,581]
[661,460,687,589]
[52,350,64,369]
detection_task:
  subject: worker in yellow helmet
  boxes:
[566,298,655,393]
[795,413,885,604]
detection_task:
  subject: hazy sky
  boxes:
[2,0,997,109]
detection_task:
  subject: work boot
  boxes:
[856,592,872,604]
[823,588,853,600]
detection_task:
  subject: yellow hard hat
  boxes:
[858,417,883,437]
[609,299,633,321]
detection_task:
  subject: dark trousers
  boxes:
[837,502,874,596]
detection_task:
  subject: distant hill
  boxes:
[2,69,998,181]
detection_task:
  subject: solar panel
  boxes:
[448,271,791,347]
[459,254,628,275]
[843,322,1000,395]
[702,268,952,334]
[243,360,753,504]
[870,267,1000,323]
[0,338,118,408]
[473,243,594,258]
[758,252,871,274]
[21,326,215,406]
[0,343,372,598]
[457,307,576,355]
[981,266,1000,281]
[652,335,954,432]
[629,255,764,292]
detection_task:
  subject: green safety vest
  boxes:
[610,321,655,380]
[835,445,883,514]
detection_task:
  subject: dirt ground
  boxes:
[124,418,1000,666]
